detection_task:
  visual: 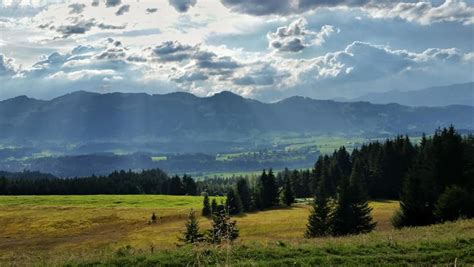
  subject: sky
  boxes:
[0,0,472,101]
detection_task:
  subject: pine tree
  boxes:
[305,173,331,238]
[211,198,218,215]
[255,170,267,210]
[349,160,376,234]
[225,188,242,215]
[202,193,211,217]
[331,175,352,236]
[180,209,203,244]
[393,134,437,228]
[282,172,295,206]
[266,169,279,207]
[208,209,239,244]
[332,160,376,235]
[236,178,253,212]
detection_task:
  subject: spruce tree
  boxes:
[202,193,211,217]
[331,175,352,236]
[282,173,295,206]
[349,160,376,234]
[236,178,253,212]
[305,173,331,238]
[225,188,242,215]
[332,160,376,235]
[256,169,279,209]
[393,134,437,228]
[180,209,203,244]
[211,198,218,215]
[266,169,279,207]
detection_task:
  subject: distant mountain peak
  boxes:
[351,82,474,107]
[210,91,243,99]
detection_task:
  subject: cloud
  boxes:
[0,39,179,99]
[173,71,208,83]
[146,8,158,14]
[267,18,338,52]
[280,40,474,99]
[45,16,126,38]
[115,4,130,16]
[220,0,293,16]
[168,0,197,13]
[0,54,17,76]
[68,3,86,14]
[151,41,195,62]
[91,0,100,7]
[233,63,277,86]
[106,0,121,8]
[46,69,117,81]
[220,0,474,25]
[220,0,373,16]
[367,0,474,25]
[55,18,96,38]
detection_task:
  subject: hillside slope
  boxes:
[1,90,472,144]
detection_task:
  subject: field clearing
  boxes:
[0,195,472,266]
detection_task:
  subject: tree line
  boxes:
[200,126,473,235]
[0,169,199,195]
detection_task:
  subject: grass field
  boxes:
[0,195,472,266]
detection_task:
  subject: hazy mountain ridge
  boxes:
[349,82,474,107]
[1,90,473,145]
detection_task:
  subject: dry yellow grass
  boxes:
[0,195,410,266]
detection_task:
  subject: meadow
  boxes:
[0,195,472,266]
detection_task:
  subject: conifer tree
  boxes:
[211,198,218,215]
[266,169,279,207]
[305,173,331,238]
[225,188,242,215]
[236,178,253,212]
[202,193,211,217]
[208,209,239,244]
[332,160,375,235]
[349,160,376,234]
[180,209,203,244]
[256,169,279,209]
[331,174,352,236]
[393,134,437,228]
[282,172,295,206]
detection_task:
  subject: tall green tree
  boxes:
[236,178,253,212]
[211,198,218,215]
[266,169,279,207]
[282,172,295,206]
[225,188,242,215]
[180,209,203,244]
[305,172,331,238]
[256,169,279,209]
[208,209,239,244]
[332,160,376,235]
[202,193,211,217]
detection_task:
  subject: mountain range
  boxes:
[346,82,474,107]
[1,90,472,148]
